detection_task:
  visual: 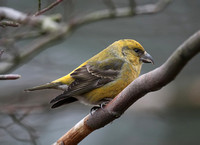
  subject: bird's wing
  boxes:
[50,58,125,104]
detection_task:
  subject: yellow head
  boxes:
[114,39,154,65]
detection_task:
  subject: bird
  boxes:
[25,39,154,109]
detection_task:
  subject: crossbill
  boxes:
[26,39,154,108]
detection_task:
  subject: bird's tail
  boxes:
[25,82,66,91]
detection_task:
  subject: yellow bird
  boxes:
[26,39,154,108]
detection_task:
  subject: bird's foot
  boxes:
[90,105,102,115]
[90,99,111,115]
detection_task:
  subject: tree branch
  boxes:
[53,30,200,145]
[0,74,21,80]
[0,0,171,74]
[34,0,64,16]
[70,0,171,26]
[0,6,61,30]
[0,50,21,80]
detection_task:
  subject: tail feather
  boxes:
[50,91,67,103]
[51,97,78,108]
[25,82,64,91]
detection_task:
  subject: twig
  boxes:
[0,126,32,143]
[0,20,19,27]
[0,109,39,144]
[0,7,60,30]
[70,0,171,26]
[129,0,136,13]
[0,0,171,74]
[0,74,21,80]
[0,49,4,58]
[0,7,42,26]
[34,0,64,16]
[102,0,116,15]
[38,0,41,11]
[53,30,200,145]
[8,113,37,145]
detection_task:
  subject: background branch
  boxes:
[0,74,21,80]
[0,0,171,74]
[34,0,64,16]
[53,30,200,145]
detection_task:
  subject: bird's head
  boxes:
[119,39,154,65]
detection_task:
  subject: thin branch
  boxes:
[0,7,42,26]
[0,20,19,27]
[0,50,21,80]
[129,0,136,13]
[0,126,32,143]
[9,114,37,145]
[0,108,40,144]
[0,49,4,58]
[0,0,171,74]
[102,0,116,15]
[0,26,69,74]
[38,0,41,11]
[34,0,64,16]
[70,0,171,26]
[0,7,60,30]
[53,30,200,145]
[0,74,21,80]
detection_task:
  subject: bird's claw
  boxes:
[90,101,110,115]
[90,105,100,115]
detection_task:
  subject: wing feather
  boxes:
[50,58,124,105]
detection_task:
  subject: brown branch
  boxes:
[53,31,200,145]
[34,0,64,16]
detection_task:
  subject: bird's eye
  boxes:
[134,48,139,53]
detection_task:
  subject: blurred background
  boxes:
[0,0,200,145]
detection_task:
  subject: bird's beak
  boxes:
[140,51,154,64]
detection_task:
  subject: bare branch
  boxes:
[70,0,171,26]
[0,7,68,74]
[0,107,41,144]
[0,50,21,80]
[0,26,69,74]
[0,49,4,58]
[34,0,64,16]
[0,7,61,31]
[129,0,136,13]
[9,113,38,145]
[38,0,41,11]
[0,0,171,74]
[102,0,116,15]
[0,74,21,80]
[53,30,200,145]
[136,0,172,14]
[0,7,41,26]
[0,20,19,27]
